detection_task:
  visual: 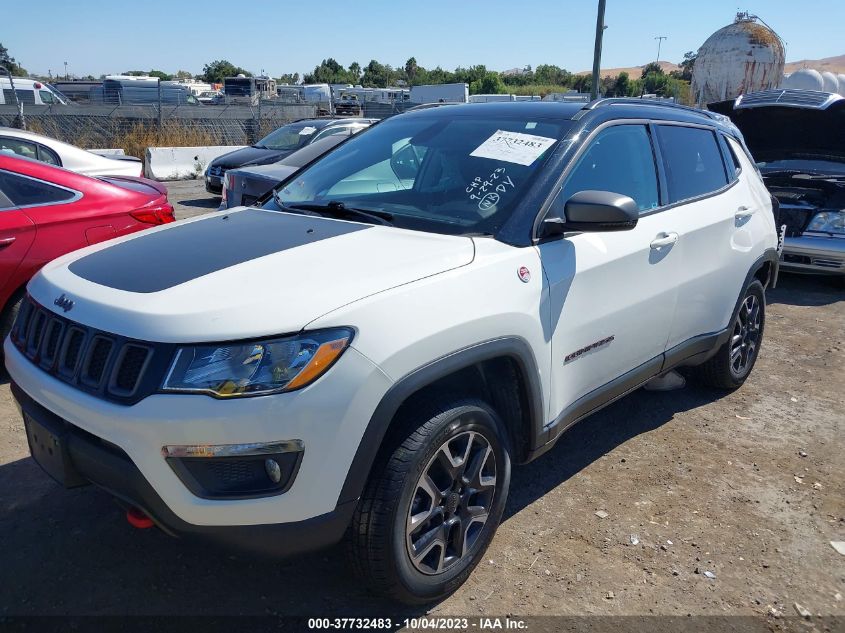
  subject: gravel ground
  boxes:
[0,185,842,622]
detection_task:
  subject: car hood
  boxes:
[28,209,475,342]
[230,163,298,181]
[708,99,845,164]
[210,146,293,169]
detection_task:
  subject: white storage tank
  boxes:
[782,68,825,91]
[821,71,839,93]
[692,12,785,106]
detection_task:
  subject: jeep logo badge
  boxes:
[54,294,74,312]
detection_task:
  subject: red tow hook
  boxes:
[126,506,155,529]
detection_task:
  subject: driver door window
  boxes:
[554,124,659,216]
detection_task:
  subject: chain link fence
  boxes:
[0,102,320,156]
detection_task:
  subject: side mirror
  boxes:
[542,190,639,236]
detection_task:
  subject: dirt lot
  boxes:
[0,184,842,622]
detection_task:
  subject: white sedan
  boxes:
[0,127,143,177]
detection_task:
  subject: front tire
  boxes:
[697,279,765,389]
[348,396,511,604]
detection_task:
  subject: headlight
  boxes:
[806,210,845,234]
[162,328,353,397]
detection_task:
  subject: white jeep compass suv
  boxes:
[4,100,779,604]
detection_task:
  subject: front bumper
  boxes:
[4,337,392,529]
[780,234,845,276]
[12,381,356,556]
[204,173,223,194]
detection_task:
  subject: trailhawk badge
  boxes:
[54,294,74,312]
[518,266,531,283]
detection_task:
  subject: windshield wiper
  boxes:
[285,201,395,226]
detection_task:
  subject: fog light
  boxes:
[265,458,282,483]
[162,440,304,499]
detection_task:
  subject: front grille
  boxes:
[10,297,167,405]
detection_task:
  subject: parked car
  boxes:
[220,131,372,210]
[204,118,377,194]
[0,154,174,349]
[0,127,143,177]
[335,92,362,116]
[709,89,845,285]
[196,90,223,105]
[5,100,778,604]
[0,78,68,106]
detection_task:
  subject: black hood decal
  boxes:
[69,210,370,293]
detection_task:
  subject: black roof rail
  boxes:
[579,97,723,120]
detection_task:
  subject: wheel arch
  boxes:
[337,337,545,506]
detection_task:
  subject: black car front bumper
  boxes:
[11,381,356,557]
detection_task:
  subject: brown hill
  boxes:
[576,54,845,79]
[784,54,845,75]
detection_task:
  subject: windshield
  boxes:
[759,158,845,176]
[266,114,569,235]
[256,123,319,150]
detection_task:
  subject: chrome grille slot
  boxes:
[80,336,114,387]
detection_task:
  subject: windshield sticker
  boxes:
[299,126,317,135]
[470,130,557,166]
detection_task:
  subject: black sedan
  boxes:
[220,131,373,210]
[204,117,376,194]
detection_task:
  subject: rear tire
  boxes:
[347,396,511,604]
[696,279,765,390]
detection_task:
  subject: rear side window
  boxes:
[0,137,38,161]
[0,171,76,206]
[557,124,659,214]
[37,144,61,166]
[657,126,728,203]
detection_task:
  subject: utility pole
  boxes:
[654,36,667,64]
[64,61,68,80]
[590,0,607,101]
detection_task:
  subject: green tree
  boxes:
[470,71,505,95]
[201,60,251,83]
[404,57,418,84]
[276,73,300,85]
[670,51,697,82]
[348,62,361,81]
[174,70,193,80]
[640,62,663,79]
[612,71,630,97]
[0,43,27,77]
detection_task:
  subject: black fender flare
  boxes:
[337,336,545,505]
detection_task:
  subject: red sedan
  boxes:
[0,154,174,345]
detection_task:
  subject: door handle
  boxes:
[650,232,678,249]
[0,237,15,250]
[735,206,755,220]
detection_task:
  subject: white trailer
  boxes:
[409,83,469,104]
[468,94,515,103]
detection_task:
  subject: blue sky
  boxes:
[6,0,843,78]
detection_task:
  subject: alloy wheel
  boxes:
[730,294,761,377]
[405,430,497,575]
